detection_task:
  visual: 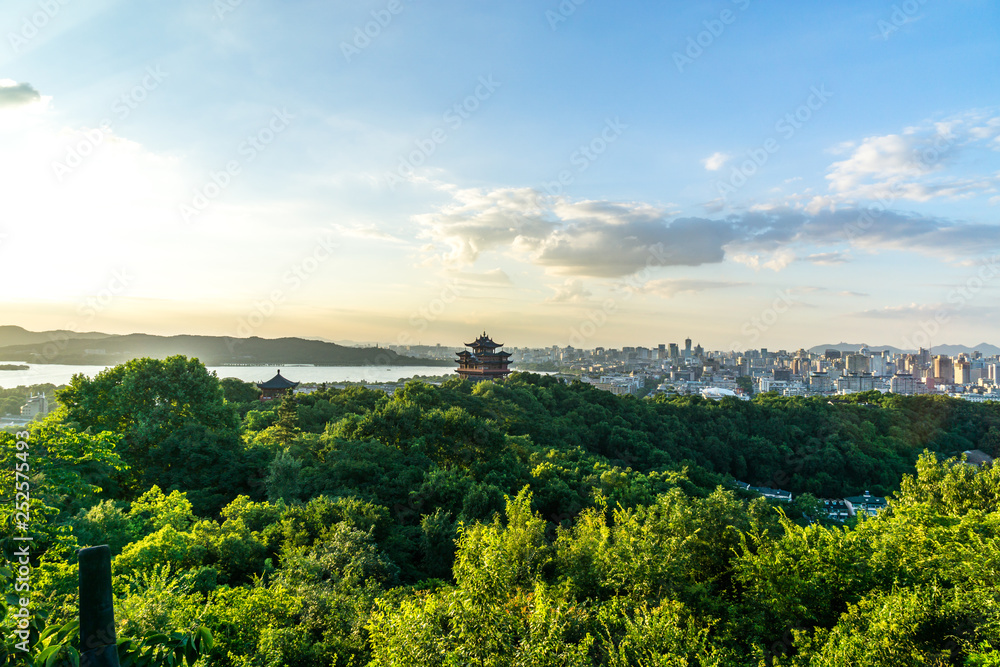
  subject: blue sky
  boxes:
[1,0,999,350]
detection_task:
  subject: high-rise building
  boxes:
[809,371,832,393]
[934,355,954,384]
[846,353,870,373]
[669,343,679,360]
[955,361,972,385]
[837,372,876,394]
[657,343,666,359]
[870,354,888,376]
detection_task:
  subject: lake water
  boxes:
[0,363,456,388]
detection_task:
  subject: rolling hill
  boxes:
[0,328,448,367]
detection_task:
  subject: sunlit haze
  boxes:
[2,0,999,350]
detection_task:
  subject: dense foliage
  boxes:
[2,355,999,664]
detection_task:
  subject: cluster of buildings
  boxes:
[731,345,1000,399]
[463,339,1000,401]
[384,334,1000,401]
[733,482,888,522]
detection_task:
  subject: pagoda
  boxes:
[257,369,299,401]
[456,332,512,383]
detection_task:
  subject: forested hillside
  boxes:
[2,356,999,665]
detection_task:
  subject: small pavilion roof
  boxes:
[257,370,299,390]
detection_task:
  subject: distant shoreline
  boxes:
[0,364,29,371]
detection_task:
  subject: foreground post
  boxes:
[80,546,120,667]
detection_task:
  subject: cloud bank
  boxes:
[416,184,1000,278]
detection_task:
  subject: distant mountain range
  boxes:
[808,342,1000,357]
[0,326,449,367]
[0,325,110,347]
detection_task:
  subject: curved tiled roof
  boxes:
[257,370,299,390]
[465,331,502,348]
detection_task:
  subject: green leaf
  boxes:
[196,626,214,651]
[56,619,80,643]
[44,646,64,667]
[36,646,60,664]
[184,641,199,666]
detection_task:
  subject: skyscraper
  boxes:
[846,354,870,373]
[934,355,954,384]
[955,361,971,385]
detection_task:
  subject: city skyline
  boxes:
[2,1,999,349]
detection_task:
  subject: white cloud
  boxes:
[416,180,1000,279]
[414,186,554,266]
[702,151,730,171]
[818,111,1000,206]
[730,248,796,272]
[418,187,736,277]
[546,278,592,303]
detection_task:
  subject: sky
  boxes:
[1,0,999,351]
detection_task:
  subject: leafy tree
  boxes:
[128,485,196,533]
[56,355,239,497]
[113,525,207,577]
[266,449,303,503]
[71,499,138,556]
[221,377,262,404]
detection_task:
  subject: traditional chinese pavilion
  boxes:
[455,332,512,383]
[257,370,299,400]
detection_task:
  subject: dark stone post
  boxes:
[79,546,120,667]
